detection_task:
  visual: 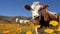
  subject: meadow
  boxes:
[0,20,60,34]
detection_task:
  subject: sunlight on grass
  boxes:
[0,21,60,34]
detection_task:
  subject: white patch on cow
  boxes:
[24,20,30,23]
[47,10,57,18]
[19,20,30,24]
[48,11,56,15]
[16,18,18,22]
[31,2,43,19]
[19,20,24,23]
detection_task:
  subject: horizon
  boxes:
[0,0,60,17]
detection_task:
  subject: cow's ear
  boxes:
[43,4,49,9]
[24,4,32,10]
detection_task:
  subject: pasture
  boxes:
[0,20,60,34]
[0,23,36,34]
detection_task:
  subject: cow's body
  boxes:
[19,20,30,24]
[39,6,59,28]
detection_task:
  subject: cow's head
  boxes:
[24,2,49,21]
[24,2,41,20]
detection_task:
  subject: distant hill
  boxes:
[0,16,31,24]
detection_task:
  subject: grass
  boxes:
[0,23,36,34]
[0,21,60,34]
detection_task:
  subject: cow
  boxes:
[24,2,59,28]
[15,18,30,26]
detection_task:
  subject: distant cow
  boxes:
[15,18,30,23]
[15,18,19,23]
[15,18,30,26]
[19,20,30,24]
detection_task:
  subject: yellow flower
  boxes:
[44,28,54,34]
[4,28,8,30]
[5,26,9,29]
[16,27,22,33]
[26,31,32,34]
[3,29,10,34]
[49,20,58,26]
[56,25,60,32]
[11,30,16,34]
[35,25,41,28]
[28,22,35,27]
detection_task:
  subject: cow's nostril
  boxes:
[34,16,40,20]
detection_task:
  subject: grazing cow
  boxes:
[15,18,30,24]
[15,18,30,26]
[24,2,59,28]
[15,18,19,23]
[19,20,30,24]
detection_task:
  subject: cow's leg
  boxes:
[35,28,39,34]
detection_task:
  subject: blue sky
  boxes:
[0,0,60,17]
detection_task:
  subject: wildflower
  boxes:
[49,20,58,26]
[29,22,35,27]
[5,24,9,28]
[16,27,22,33]
[4,28,8,30]
[3,29,10,34]
[11,30,16,34]
[56,25,60,32]
[26,31,32,34]
[44,28,54,34]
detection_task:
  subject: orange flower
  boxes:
[44,28,54,34]
[26,31,32,34]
